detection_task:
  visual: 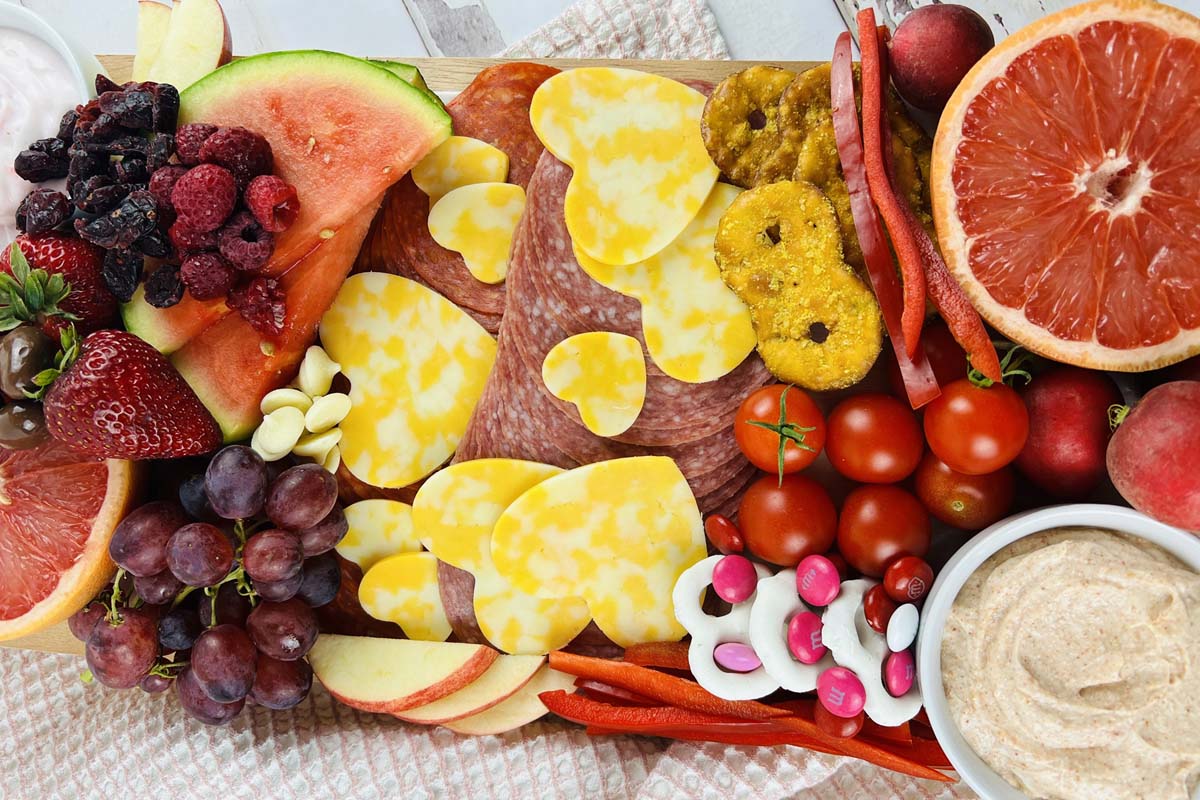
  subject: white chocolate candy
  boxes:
[260,387,313,415]
[252,406,306,461]
[293,428,343,462]
[886,603,919,653]
[321,445,341,474]
[747,569,833,693]
[295,345,342,397]
[305,393,352,433]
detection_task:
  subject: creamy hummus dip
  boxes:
[942,527,1200,800]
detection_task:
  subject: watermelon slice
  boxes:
[127,50,451,437]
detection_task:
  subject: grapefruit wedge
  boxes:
[933,0,1200,370]
[0,440,138,641]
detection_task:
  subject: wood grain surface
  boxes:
[1,55,822,658]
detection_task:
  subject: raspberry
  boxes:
[244,175,300,233]
[171,164,237,233]
[218,211,274,273]
[168,220,218,257]
[181,253,235,301]
[228,276,286,336]
[148,165,188,213]
[144,263,184,308]
[175,123,217,166]
[199,126,273,189]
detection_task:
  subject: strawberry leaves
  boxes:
[0,243,78,333]
[25,323,80,401]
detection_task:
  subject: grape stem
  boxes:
[104,568,128,625]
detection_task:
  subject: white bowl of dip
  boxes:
[915,504,1200,800]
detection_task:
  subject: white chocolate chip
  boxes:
[296,345,342,397]
[255,406,306,457]
[251,427,293,463]
[321,444,341,474]
[293,428,343,462]
[305,393,351,433]
[260,388,313,415]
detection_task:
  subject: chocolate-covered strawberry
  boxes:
[43,329,222,459]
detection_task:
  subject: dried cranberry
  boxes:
[181,253,236,300]
[112,157,149,184]
[72,176,131,215]
[57,108,80,142]
[147,133,175,172]
[134,228,173,259]
[77,135,147,157]
[175,123,217,166]
[144,263,184,308]
[168,220,218,257]
[150,84,180,133]
[99,89,154,130]
[244,175,300,233]
[228,276,286,336]
[148,166,188,213]
[68,147,107,183]
[78,189,159,249]
[171,164,237,232]
[102,248,144,303]
[14,149,68,182]
[200,127,273,189]
[95,74,122,95]
[79,112,122,142]
[218,211,274,273]
[29,138,69,160]
[16,189,71,235]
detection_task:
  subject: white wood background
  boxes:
[9,0,1200,60]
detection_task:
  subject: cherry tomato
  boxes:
[863,584,898,634]
[923,378,1029,475]
[814,702,864,738]
[914,451,1014,530]
[825,393,924,483]
[836,485,930,577]
[738,473,837,567]
[887,320,967,397]
[734,385,825,476]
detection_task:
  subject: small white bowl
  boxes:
[915,504,1200,800]
[0,3,101,103]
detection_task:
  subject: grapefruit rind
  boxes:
[932,0,1200,371]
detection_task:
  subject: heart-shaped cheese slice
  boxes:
[337,499,421,572]
[491,456,706,647]
[427,182,526,284]
[320,273,498,488]
[575,183,755,383]
[359,551,452,642]
[412,135,510,205]
[540,332,646,437]
[530,67,719,266]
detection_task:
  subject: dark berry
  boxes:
[14,149,68,182]
[144,263,184,308]
[181,253,235,300]
[199,127,273,189]
[150,84,180,133]
[228,277,286,336]
[77,134,147,157]
[16,189,70,235]
[175,123,217,166]
[57,108,80,142]
[77,189,159,249]
[95,74,122,95]
[148,166,188,213]
[147,132,175,172]
[168,220,218,257]
[68,146,108,183]
[102,248,144,303]
[159,606,201,651]
[72,175,130,215]
[171,164,237,233]
[99,89,154,130]
[112,157,149,184]
[29,137,69,160]
[244,175,300,233]
[179,473,217,521]
[218,211,274,273]
[79,113,122,142]
[134,228,172,259]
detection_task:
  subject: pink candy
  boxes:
[795,554,841,606]
[817,666,867,719]
[786,611,827,664]
[714,642,761,673]
[712,554,757,604]
[884,650,916,697]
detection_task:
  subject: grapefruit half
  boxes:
[932,0,1200,370]
[0,440,138,641]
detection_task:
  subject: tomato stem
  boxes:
[744,385,817,485]
[1108,403,1131,430]
[969,344,1032,389]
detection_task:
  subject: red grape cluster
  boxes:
[70,445,348,725]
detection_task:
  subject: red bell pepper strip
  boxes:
[864,736,954,771]
[829,30,941,409]
[855,11,927,357]
[862,719,913,746]
[585,725,843,756]
[573,679,659,707]
[546,652,954,783]
[622,641,692,672]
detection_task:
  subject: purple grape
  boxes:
[108,501,189,577]
[133,570,185,605]
[265,464,338,531]
[251,571,303,602]
[205,445,267,520]
[246,599,317,661]
[250,654,312,710]
[297,506,348,557]
[85,607,159,689]
[191,624,257,703]
[177,666,244,725]
[69,601,106,642]
[198,583,251,628]
[178,473,217,521]
[242,529,303,583]
[139,672,173,693]
[158,606,201,651]
[167,523,234,586]
[297,552,341,607]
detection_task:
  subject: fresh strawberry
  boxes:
[44,329,222,459]
[0,234,117,341]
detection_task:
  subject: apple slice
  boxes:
[308,635,498,714]
[147,0,233,91]
[393,654,544,725]
[132,1,173,82]
[444,666,577,735]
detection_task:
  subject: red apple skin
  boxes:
[216,1,233,66]
[888,4,995,111]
